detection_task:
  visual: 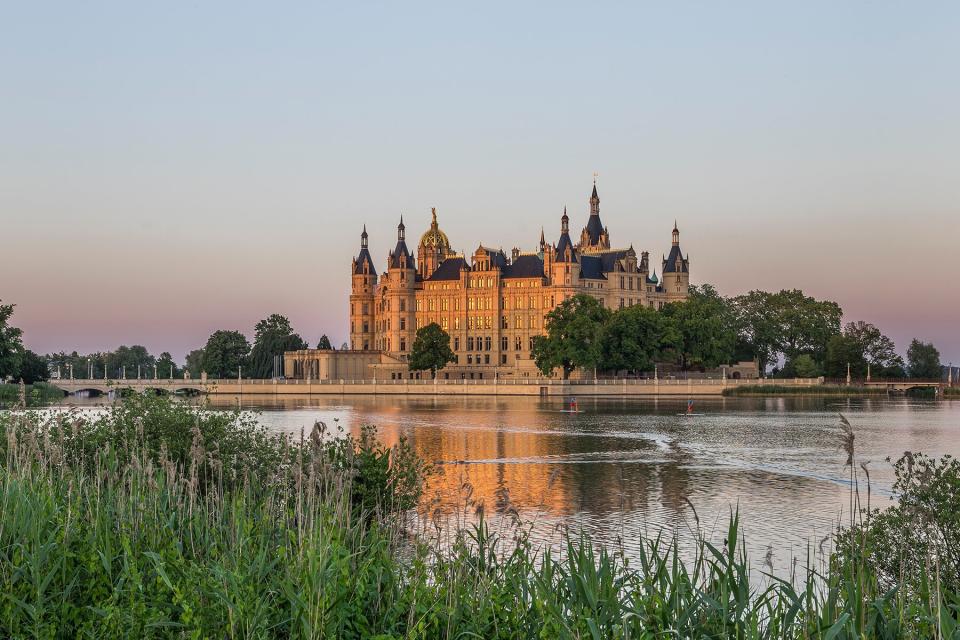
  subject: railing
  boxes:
[53,377,823,387]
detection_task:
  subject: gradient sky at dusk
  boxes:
[2,2,958,363]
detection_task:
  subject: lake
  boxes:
[51,394,960,576]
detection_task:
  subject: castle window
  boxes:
[362,303,369,315]
[467,355,473,364]
[484,354,490,365]
[362,322,368,333]
[514,316,521,329]
[487,277,493,287]
[454,337,460,350]
[619,298,624,309]
[501,354,507,364]
[528,337,535,351]
[620,276,625,288]
[514,336,522,351]
[399,318,406,330]
[467,337,475,350]
[400,339,406,351]
[454,317,461,330]
[484,316,491,329]
[400,299,406,312]
[501,336,508,350]
[441,318,448,330]
[484,336,491,351]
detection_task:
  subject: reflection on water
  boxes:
[58,394,960,575]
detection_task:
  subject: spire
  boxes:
[672,221,679,246]
[398,215,405,241]
[561,206,569,234]
[589,180,600,217]
[361,224,368,248]
[539,226,546,251]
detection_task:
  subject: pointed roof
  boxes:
[555,207,577,262]
[390,216,414,269]
[353,226,376,274]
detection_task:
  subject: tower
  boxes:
[661,221,690,302]
[384,216,417,355]
[552,207,580,287]
[350,226,377,350]
[417,207,452,279]
[579,180,610,252]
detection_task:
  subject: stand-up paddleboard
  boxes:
[677,399,704,416]
[560,397,581,413]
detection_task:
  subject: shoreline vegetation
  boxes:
[2,396,959,638]
[723,384,890,397]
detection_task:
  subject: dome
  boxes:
[419,208,450,249]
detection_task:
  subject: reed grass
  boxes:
[723,385,889,397]
[0,397,955,638]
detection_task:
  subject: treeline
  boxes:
[0,301,339,383]
[531,286,943,379]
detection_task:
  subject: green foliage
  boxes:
[0,398,955,638]
[201,330,251,378]
[407,322,455,377]
[104,344,155,379]
[599,303,678,373]
[532,294,610,378]
[824,334,868,379]
[843,321,905,376]
[837,453,960,597]
[0,300,24,380]
[661,283,737,369]
[723,384,888,396]
[248,314,307,378]
[907,339,942,379]
[184,348,205,377]
[789,353,822,378]
[155,351,180,379]
[733,289,843,374]
[17,350,48,384]
[316,334,333,350]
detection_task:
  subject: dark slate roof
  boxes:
[662,245,688,273]
[353,247,376,274]
[554,232,578,262]
[597,250,629,273]
[502,254,544,279]
[390,239,414,269]
[584,214,604,245]
[579,255,606,280]
[426,257,467,281]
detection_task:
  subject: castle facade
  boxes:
[344,182,690,379]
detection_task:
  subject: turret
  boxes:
[553,207,580,285]
[417,207,451,279]
[661,222,690,302]
[350,225,377,350]
[579,180,610,252]
[384,216,416,356]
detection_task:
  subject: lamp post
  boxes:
[846,362,851,386]
[87,358,91,379]
[153,364,157,380]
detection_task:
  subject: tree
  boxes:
[201,331,250,378]
[155,352,180,379]
[661,284,737,370]
[844,321,905,377]
[18,350,49,384]
[105,345,155,379]
[184,348,205,378]
[407,323,455,378]
[316,335,333,350]
[599,304,679,373]
[732,291,781,374]
[823,334,867,379]
[532,294,611,379]
[790,354,821,378]
[907,339,941,379]
[248,314,308,378]
[0,301,24,380]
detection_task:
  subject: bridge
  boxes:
[860,379,946,395]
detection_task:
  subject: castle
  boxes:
[286,182,690,380]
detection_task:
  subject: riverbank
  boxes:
[0,395,954,638]
[0,381,65,406]
[723,384,889,397]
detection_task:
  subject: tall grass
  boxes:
[0,396,955,638]
[723,385,889,397]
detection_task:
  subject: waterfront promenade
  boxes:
[49,376,824,397]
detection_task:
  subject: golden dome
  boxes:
[419,207,450,249]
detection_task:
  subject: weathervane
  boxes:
[593,171,599,184]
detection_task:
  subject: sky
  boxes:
[1,1,958,363]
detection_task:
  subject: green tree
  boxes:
[661,284,737,370]
[600,304,679,373]
[0,301,24,380]
[532,294,610,379]
[17,350,49,384]
[844,321,905,377]
[105,345,155,379]
[907,339,941,379]
[155,352,180,379]
[789,353,821,378]
[823,334,867,379]
[184,348,205,378]
[407,323,455,378]
[731,291,780,374]
[201,331,250,378]
[316,335,333,350]
[248,314,307,378]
